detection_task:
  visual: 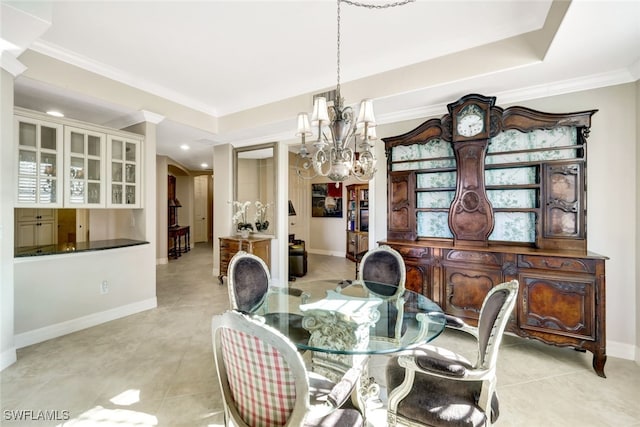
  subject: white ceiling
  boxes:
[4,0,640,171]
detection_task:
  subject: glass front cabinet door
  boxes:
[15,116,64,207]
[64,126,106,207]
[107,135,141,208]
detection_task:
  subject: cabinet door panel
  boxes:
[519,273,594,340]
[404,261,428,295]
[17,223,37,247]
[16,116,63,207]
[442,266,503,320]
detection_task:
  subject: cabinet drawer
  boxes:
[518,255,596,274]
[444,249,503,267]
[395,245,429,259]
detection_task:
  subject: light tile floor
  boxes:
[2,242,639,426]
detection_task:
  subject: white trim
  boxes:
[30,40,217,116]
[0,52,27,77]
[607,339,637,362]
[0,348,17,372]
[307,249,345,257]
[156,257,169,265]
[13,297,157,349]
[494,68,637,105]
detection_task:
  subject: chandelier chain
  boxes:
[336,0,415,102]
[341,0,416,9]
[337,0,341,101]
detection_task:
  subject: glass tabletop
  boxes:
[255,279,446,355]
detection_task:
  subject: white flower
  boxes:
[230,200,252,225]
[254,201,270,223]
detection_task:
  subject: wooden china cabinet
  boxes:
[381,94,608,377]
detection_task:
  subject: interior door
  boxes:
[194,175,208,242]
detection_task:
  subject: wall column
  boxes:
[0,60,25,369]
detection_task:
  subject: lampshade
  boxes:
[311,97,330,126]
[356,99,376,125]
[296,113,312,137]
[288,200,297,216]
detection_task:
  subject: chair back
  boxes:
[228,251,270,312]
[358,245,406,297]
[212,310,310,427]
[476,280,519,370]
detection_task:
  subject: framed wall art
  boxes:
[311,183,343,218]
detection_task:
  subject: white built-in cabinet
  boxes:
[107,135,141,208]
[15,208,57,247]
[15,109,144,210]
[15,116,64,207]
[65,126,106,207]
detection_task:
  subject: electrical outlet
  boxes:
[100,280,109,294]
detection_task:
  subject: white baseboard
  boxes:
[14,297,158,349]
[607,339,637,361]
[0,348,17,371]
[156,257,168,265]
[307,249,346,257]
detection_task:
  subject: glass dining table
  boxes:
[252,278,446,412]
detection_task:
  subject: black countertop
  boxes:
[15,239,149,258]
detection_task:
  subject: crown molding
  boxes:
[30,40,217,117]
[372,67,639,126]
[140,110,165,124]
[0,52,27,77]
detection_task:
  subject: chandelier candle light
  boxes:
[295,0,415,183]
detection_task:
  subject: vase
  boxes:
[255,221,269,232]
[240,229,250,238]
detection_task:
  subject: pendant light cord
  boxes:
[335,0,416,104]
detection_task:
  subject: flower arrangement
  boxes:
[254,201,271,232]
[231,201,253,232]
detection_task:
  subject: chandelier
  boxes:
[295,0,415,183]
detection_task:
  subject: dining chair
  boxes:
[227,250,310,345]
[212,310,364,427]
[347,244,407,341]
[385,280,519,427]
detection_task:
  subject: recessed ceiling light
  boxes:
[46,110,64,118]
[201,163,208,168]
[180,144,190,150]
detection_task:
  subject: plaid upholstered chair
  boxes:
[212,310,364,427]
[385,280,519,427]
[227,251,310,345]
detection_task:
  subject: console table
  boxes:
[168,226,190,259]
[218,235,271,284]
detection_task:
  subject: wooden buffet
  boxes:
[381,94,608,376]
[218,235,271,284]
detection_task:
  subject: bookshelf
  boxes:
[346,184,369,261]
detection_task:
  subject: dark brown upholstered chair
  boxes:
[212,310,364,427]
[339,245,406,341]
[385,280,519,427]
[227,251,310,345]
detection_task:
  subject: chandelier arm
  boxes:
[295,152,319,180]
[313,148,332,177]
